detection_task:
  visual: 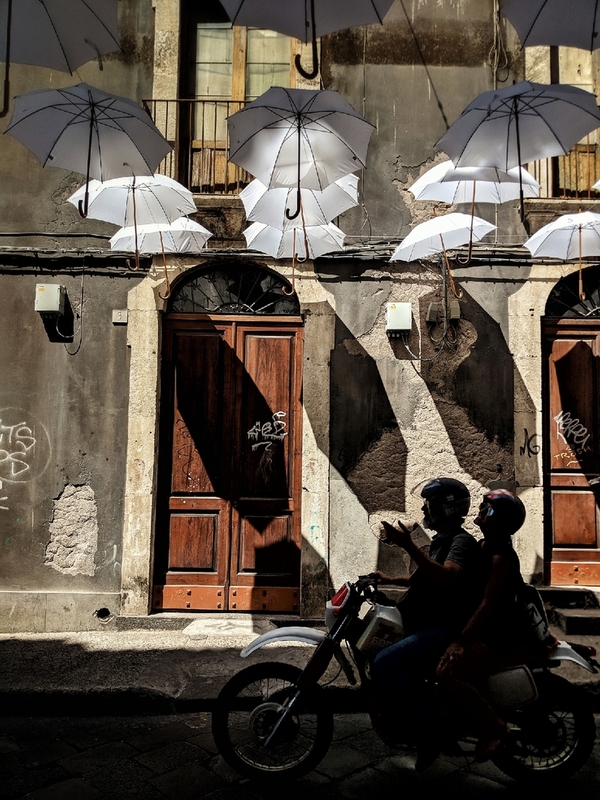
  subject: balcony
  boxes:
[145,99,600,203]
[143,98,251,195]
[529,132,600,200]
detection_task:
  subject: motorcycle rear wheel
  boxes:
[492,673,596,783]
[212,661,334,781]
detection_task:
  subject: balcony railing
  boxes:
[145,99,600,200]
[143,98,251,194]
[528,131,600,200]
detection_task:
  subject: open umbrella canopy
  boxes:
[219,0,394,41]
[523,211,600,259]
[240,174,359,230]
[408,161,540,204]
[501,0,600,51]
[435,81,600,171]
[67,175,197,227]
[0,0,120,73]
[243,221,345,259]
[227,87,374,192]
[220,0,393,78]
[0,0,121,116]
[6,83,171,182]
[110,218,213,254]
[390,212,496,262]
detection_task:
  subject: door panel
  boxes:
[543,321,600,585]
[154,315,303,611]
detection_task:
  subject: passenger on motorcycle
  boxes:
[371,477,481,760]
[436,489,547,762]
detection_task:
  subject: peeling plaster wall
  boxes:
[45,484,99,576]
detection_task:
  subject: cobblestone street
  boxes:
[2,711,600,799]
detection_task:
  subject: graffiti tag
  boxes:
[554,410,591,452]
[0,419,37,481]
[247,412,287,452]
[519,428,540,458]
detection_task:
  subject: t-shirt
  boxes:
[476,538,525,652]
[398,527,481,635]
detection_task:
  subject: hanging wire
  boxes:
[62,267,85,356]
[489,0,510,87]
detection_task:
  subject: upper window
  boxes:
[178,0,295,193]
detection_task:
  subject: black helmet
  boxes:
[418,477,471,525]
[483,489,526,534]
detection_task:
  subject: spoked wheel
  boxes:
[492,673,596,783]
[212,662,334,781]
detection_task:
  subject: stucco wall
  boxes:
[0,264,143,631]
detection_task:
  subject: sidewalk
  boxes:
[1,615,600,715]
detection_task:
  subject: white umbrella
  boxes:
[220,0,393,78]
[523,211,600,300]
[243,221,345,259]
[110,218,213,254]
[68,175,197,227]
[227,87,374,219]
[6,83,172,216]
[240,174,359,230]
[435,81,600,219]
[391,213,496,262]
[0,0,121,117]
[436,81,600,172]
[501,0,600,51]
[408,161,540,205]
[390,212,496,298]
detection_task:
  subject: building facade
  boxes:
[1,1,600,632]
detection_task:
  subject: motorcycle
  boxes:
[212,574,598,783]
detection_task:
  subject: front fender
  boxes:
[241,626,326,658]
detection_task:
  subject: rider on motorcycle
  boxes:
[372,477,481,764]
[436,489,549,762]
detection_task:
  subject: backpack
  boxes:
[515,582,555,649]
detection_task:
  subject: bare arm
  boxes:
[380,520,464,588]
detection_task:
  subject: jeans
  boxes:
[371,625,454,737]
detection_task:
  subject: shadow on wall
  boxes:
[330,315,407,514]
[417,286,522,489]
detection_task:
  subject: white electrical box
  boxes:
[35,284,66,315]
[386,302,412,335]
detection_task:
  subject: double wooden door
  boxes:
[153,315,304,611]
[543,320,600,585]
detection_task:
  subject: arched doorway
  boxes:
[542,266,600,585]
[152,262,304,611]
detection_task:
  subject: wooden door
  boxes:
[543,320,600,585]
[153,315,304,611]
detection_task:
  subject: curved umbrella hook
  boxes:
[285,123,302,221]
[294,0,319,79]
[78,98,96,219]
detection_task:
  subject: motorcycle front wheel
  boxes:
[492,673,596,783]
[212,661,334,781]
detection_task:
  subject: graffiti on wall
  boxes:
[0,408,51,511]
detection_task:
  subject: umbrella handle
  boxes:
[294,0,319,79]
[78,188,90,219]
[456,182,476,265]
[0,0,11,118]
[286,187,301,221]
[158,232,171,300]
